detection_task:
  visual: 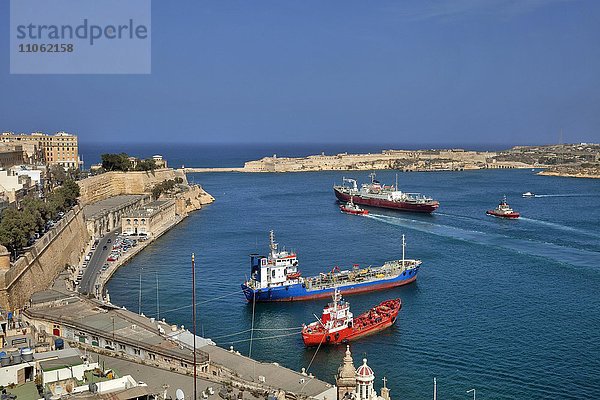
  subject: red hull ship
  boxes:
[333,173,439,213]
[486,196,520,219]
[301,289,401,347]
[339,197,369,215]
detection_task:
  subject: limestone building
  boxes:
[0,144,25,168]
[336,346,391,400]
[1,131,81,169]
[121,199,177,237]
[152,154,167,168]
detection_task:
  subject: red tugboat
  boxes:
[340,197,369,216]
[486,195,520,219]
[301,289,401,346]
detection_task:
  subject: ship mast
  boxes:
[402,234,406,267]
[269,230,278,258]
[369,172,376,183]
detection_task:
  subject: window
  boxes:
[119,344,126,351]
[134,348,141,355]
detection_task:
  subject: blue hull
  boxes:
[241,267,419,302]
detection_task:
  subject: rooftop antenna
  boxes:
[191,253,197,400]
[395,173,398,190]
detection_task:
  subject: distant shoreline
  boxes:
[538,170,600,179]
[180,143,599,175]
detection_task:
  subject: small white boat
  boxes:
[522,192,535,198]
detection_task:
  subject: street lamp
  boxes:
[467,388,476,400]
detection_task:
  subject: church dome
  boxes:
[356,358,375,382]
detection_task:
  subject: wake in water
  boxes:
[519,217,600,239]
[437,209,600,239]
[367,213,600,269]
[532,193,599,198]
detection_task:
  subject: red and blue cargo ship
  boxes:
[241,231,421,302]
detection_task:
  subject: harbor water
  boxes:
[100,144,600,399]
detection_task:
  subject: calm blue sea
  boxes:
[104,144,600,399]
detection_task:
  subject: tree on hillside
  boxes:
[101,153,132,171]
[0,207,36,258]
[61,180,80,205]
[0,179,81,259]
[135,158,157,171]
[48,164,67,189]
[21,197,45,234]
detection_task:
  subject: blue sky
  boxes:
[1,0,599,145]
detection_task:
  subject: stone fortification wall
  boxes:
[0,206,89,310]
[78,168,188,205]
[174,184,215,216]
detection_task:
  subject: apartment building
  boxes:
[1,131,81,169]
